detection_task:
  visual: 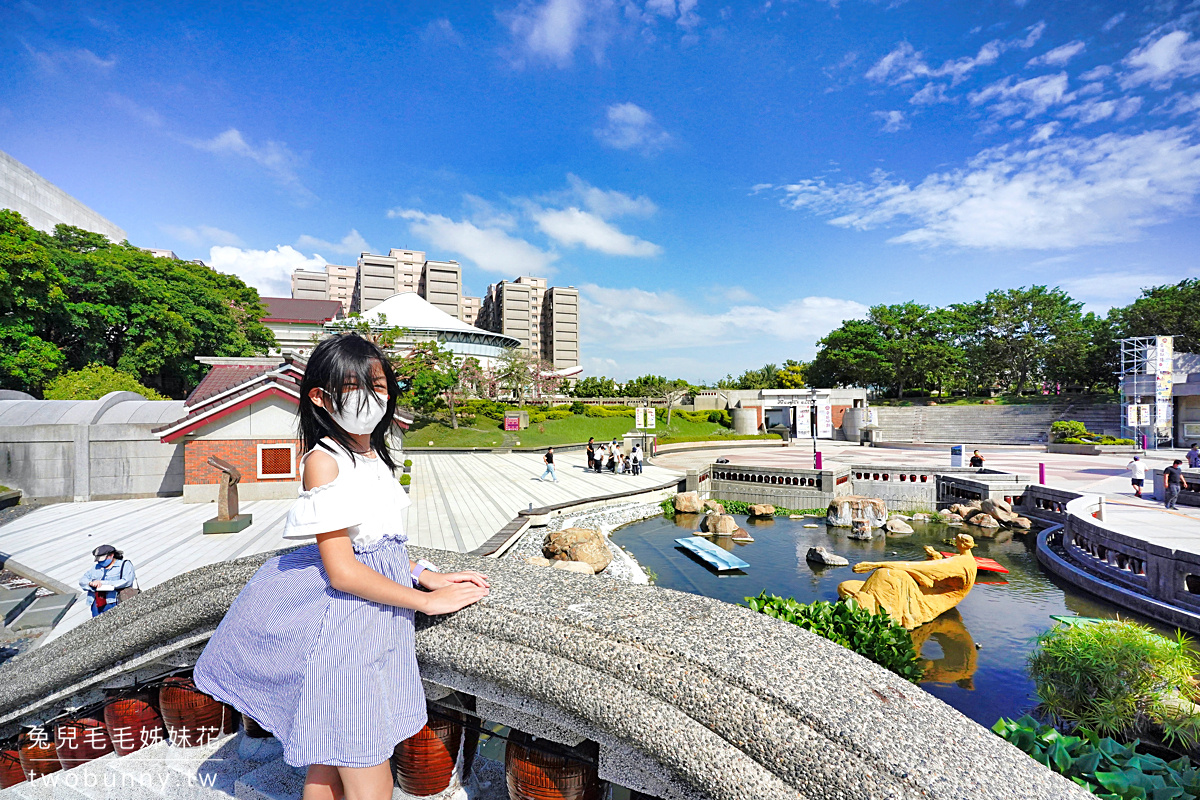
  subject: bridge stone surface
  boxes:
[0,545,1087,800]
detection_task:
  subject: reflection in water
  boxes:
[673,512,703,529]
[912,609,978,689]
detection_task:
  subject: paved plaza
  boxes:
[0,450,678,641]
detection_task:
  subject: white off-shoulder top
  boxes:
[282,438,411,549]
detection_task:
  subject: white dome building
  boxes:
[346,292,520,367]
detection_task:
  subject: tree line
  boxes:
[0,210,274,398]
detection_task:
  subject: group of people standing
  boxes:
[584,437,642,475]
[1126,444,1197,509]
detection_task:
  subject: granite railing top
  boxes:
[0,545,1088,800]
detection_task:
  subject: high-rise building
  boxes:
[460,295,482,327]
[476,276,579,371]
[325,264,356,312]
[1,150,126,242]
[418,260,462,319]
[354,249,426,312]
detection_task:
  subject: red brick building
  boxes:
[154,357,411,503]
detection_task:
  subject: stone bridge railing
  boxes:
[0,547,1087,800]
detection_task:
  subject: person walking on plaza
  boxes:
[631,443,643,476]
[1188,444,1200,469]
[586,437,596,472]
[78,545,137,617]
[1164,459,1189,509]
[594,443,605,474]
[969,450,985,468]
[540,447,559,482]
[1127,455,1146,498]
[193,334,488,800]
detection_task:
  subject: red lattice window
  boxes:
[259,446,295,478]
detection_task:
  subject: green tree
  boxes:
[973,286,1085,395]
[868,302,945,398]
[572,375,619,397]
[496,348,537,406]
[43,364,167,400]
[392,341,460,425]
[1112,278,1200,353]
[779,360,806,389]
[807,320,892,391]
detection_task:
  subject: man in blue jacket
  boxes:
[78,544,136,616]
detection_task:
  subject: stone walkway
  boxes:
[0,451,679,643]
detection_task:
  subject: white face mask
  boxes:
[325,389,389,435]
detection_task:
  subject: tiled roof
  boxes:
[261,297,344,323]
[185,364,281,407]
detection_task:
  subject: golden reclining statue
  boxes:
[837,533,978,630]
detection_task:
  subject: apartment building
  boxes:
[290,263,357,313]
[476,277,579,371]
[354,249,426,312]
[418,260,463,319]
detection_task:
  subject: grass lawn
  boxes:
[402,413,781,449]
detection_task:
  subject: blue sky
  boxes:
[3,0,1199,381]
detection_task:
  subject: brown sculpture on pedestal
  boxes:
[837,533,978,629]
[203,456,253,534]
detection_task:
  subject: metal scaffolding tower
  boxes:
[1118,335,1174,449]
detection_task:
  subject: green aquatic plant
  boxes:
[994,714,1200,799]
[744,593,923,683]
[1029,620,1200,749]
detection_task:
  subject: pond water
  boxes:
[610,512,1157,729]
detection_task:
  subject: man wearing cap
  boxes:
[78,545,136,617]
[1127,455,1146,498]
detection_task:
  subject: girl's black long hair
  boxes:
[298,334,400,470]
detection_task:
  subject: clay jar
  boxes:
[17,725,61,781]
[102,688,165,756]
[158,676,238,747]
[0,745,25,788]
[391,707,479,796]
[54,713,113,769]
[505,730,604,800]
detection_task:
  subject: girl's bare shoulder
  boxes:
[303,449,341,490]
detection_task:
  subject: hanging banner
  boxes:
[1155,336,1174,433]
[646,407,656,428]
[635,407,645,429]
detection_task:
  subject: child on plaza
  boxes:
[193,334,489,800]
[1127,454,1146,498]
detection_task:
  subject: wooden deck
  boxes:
[0,451,680,642]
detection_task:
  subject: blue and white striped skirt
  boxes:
[193,536,427,768]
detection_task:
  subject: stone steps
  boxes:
[0,588,37,628]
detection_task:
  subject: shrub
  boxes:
[708,409,732,427]
[530,412,547,423]
[460,398,507,420]
[715,499,824,517]
[1051,420,1091,443]
[994,714,1200,799]
[1061,437,1086,444]
[659,498,676,519]
[584,405,635,418]
[744,593,923,683]
[399,474,411,486]
[569,401,586,415]
[545,409,573,420]
[1029,620,1200,748]
[403,459,413,468]
[43,364,167,401]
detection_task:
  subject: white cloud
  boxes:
[1102,12,1126,33]
[866,22,1045,86]
[873,110,908,133]
[1080,65,1113,82]
[1057,270,1177,307]
[295,229,371,257]
[564,174,657,217]
[188,128,315,205]
[969,72,1074,118]
[1058,96,1143,125]
[159,224,244,247]
[771,126,1200,250]
[909,83,951,105]
[23,43,116,74]
[389,208,559,275]
[579,284,867,378]
[533,207,662,256]
[500,0,701,66]
[594,102,672,154]
[208,245,325,297]
[1120,31,1200,89]
[107,93,163,127]
[1028,40,1085,68]
[422,18,465,47]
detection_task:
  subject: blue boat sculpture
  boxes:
[675,537,749,572]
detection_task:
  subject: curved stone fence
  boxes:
[0,547,1085,799]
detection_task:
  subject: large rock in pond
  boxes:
[885,517,914,534]
[748,504,776,517]
[967,513,1000,529]
[701,514,739,535]
[702,499,726,514]
[827,496,886,529]
[674,492,703,514]
[806,547,849,567]
[1013,516,1033,531]
[981,498,1018,524]
[847,519,875,540]
[543,527,612,573]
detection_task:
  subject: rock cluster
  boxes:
[748,504,776,517]
[674,492,703,513]
[945,500,1032,531]
[703,499,725,514]
[543,527,612,573]
[701,513,739,535]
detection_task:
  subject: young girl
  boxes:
[193,334,489,800]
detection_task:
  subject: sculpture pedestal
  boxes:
[203,514,253,535]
